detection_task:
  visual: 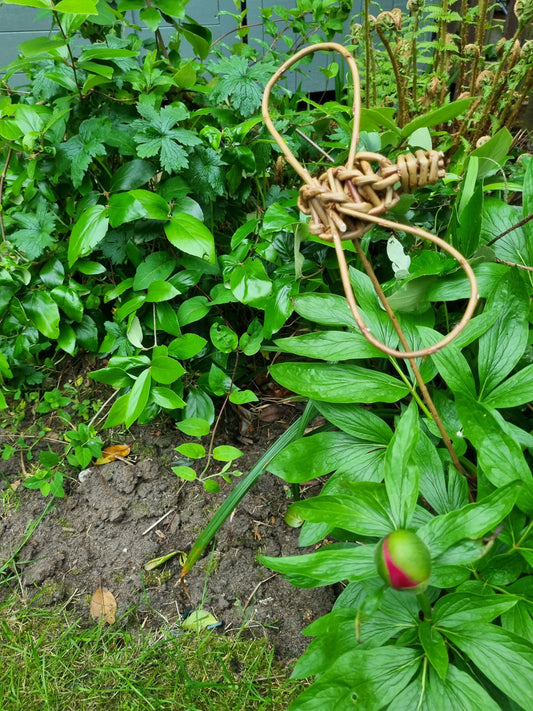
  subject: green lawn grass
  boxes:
[0,591,302,710]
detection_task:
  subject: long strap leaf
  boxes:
[180,401,316,577]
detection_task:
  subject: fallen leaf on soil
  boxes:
[90,586,117,624]
[95,444,131,465]
[181,609,220,631]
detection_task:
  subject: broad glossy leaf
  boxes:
[433,592,518,629]
[104,392,129,428]
[484,364,533,408]
[155,302,181,337]
[275,330,383,360]
[313,401,392,444]
[418,327,476,397]
[151,355,185,384]
[89,367,133,388]
[68,205,109,267]
[177,295,210,326]
[292,292,355,327]
[478,271,529,397]
[176,417,210,436]
[50,285,83,322]
[165,213,215,264]
[267,431,386,483]
[185,388,214,424]
[401,98,472,136]
[383,401,419,528]
[125,367,151,428]
[481,197,528,265]
[418,622,448,680]
[230,259,272,306]
[270,362,410,403]
[21,291,60,339]
[145,280,179,302]
[469,127,513,178]
[133,251,175,291]
[151,386,185,409]
[213,445,243,462]
[289,484,394,536]
[168,333,206,359]
[110,159,155,192]
[109,190,169,227]
[456,395,533,512]
[258,545,376,588]
[417,482,521,558]
[443,624,533,710]
[210,322,238,353]
[291,647,419,711]
[57,323,76,355]
[426,262,508,301]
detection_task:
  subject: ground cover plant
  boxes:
[0,0,532,709]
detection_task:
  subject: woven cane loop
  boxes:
[262,42,479,360]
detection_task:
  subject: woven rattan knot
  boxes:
[297,150,445,241]
[261,42,478,361]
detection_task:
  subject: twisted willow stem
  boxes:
[262,42,480,475]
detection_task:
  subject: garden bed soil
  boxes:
[0,413,336,661]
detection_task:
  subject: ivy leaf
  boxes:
[131,102,201,173]
[186,146,226,197]
[9,197,56,260]
[56,117,110,188]
[208,56,277,117]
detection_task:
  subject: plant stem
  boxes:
[363,0,372,108]
[53,12,83,101]
[375,26,407,127]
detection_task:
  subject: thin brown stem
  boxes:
[53,12,83,101]
[486,213,533,246]
[375,26,407,127]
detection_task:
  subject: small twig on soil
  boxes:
[88,389,119,428]
[242,573,279,613]
[142,509,176,536]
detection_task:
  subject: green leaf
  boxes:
[68,205,109,267]
[168,334,207,359]
[176,418,210,436]
[74,315,98,352]
[50,285,83,322]
[172,465,197,481]
[291,647,419,710]
[239,318,263,356]
[383,401,419,528]
[481,197,528,266]
[433,592,518,629]
[185,389,214,424]
[418,327,476,397]
[444,624,533,711]
[484,365,533,408]
[145,280,180,302]
[125,368,151,428]
[258,545,376,588]
[212,445,243,462]
[290,484,394,536]
[275,330,383,360]
[177,296,210,326]
[109,190,169,227]
[269,362,410,404]
[228,389,258,405]
[313,402,392,445]
[21,291,60,339]
[417,482,522,558]
[230,260,272,307]
[469,127,513,179]
[110,159,156,192]
[401,98,473,136]
[456,395,533,513]
[210,323,238,353]
[176,443,206,459]
[165,213,216,264]
[179,21,212,60]
[292,292,355,328]
[478,271,529,397]
[151,356,185,385]
[10,197,56,260]
[54,0,97,12]
[151,386,185,410]
[103,392,129,428]
[57,324,76,355]
[133,251,175,291]
[418,622,449,680]
[267,431,385,484]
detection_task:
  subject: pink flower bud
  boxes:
[375,530,431,592]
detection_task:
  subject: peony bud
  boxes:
[375,530,431,592]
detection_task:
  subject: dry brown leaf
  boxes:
[90,586,117,624]
[95,444,131,465]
